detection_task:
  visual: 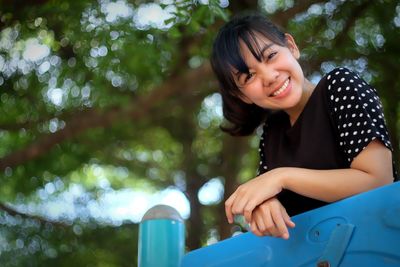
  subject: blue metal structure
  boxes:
[182,182,400,267]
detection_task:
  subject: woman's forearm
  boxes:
[277,139,393,202]
[280,167,392,202]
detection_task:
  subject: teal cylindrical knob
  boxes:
[138,204,185,267]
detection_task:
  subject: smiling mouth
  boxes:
[271,78,290,97]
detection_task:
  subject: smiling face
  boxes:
[210,14,315,133]
[233,33,307,114]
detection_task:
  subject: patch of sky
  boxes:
[324,2,337,16]
[0,27,19,51]
[22,38,50,62]
[321,61,337,74]
[83,8,102,30]
[260,0,293,14]
[197,0,229,8]
[133,3,176,30]
[9,165,229,225]
[373,34,385,48]
[259,0,279,14]
[320,58,369,81]
[111,75,123,87]
[0,55,5,71]
[198,93,223,129]
[90,45,108,58]
[47,88,64,106]
[19,182,190,224]
[198,178,224,205]
[395,4,400,27]
[307,71,321,86]
[81,85,91,99]
[101,0,134,23]
[206,228,219,246]
[188,56,203,69]
[38,61,51,75]
[0,28,53,78]
[48,118,65,133]
[219,0,229,8]
[308,3,323,16]
[173,170,186,191]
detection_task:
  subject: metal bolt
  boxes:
[317,260,330,267]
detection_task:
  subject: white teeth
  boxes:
[272,79,289,96]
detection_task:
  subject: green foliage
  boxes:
[0,0,399,265]
[0,213,138,267]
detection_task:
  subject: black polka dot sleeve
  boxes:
[326,67,393,163]
[258,123,268,175]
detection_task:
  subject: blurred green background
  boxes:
[0,0,399,266]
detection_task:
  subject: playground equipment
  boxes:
[138,204,185,267]
[139,182,400,266]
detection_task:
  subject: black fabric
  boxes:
[258,67,395,216]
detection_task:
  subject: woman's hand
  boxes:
[249,198,295,239]
[225,168,287,224]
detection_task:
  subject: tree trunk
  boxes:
[186,175,206,250]
[167,93,207,250]
[217,135,251,240]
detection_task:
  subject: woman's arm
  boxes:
[282,139,393,202]
[225,139,393,224]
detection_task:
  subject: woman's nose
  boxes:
[260,66,279,88]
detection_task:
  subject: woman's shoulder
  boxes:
[322,67,378,100]
[312,67,356,95]
[320,67,392,165]
[325,67,354,79]
[323,67,364,89]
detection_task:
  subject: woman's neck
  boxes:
[285,79,316,126]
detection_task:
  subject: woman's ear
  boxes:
[285,33,300,59]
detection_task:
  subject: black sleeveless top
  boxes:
[258,67,395,216]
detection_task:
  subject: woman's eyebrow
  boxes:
[260,43,274,55]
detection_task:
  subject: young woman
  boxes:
[211,14,395,240]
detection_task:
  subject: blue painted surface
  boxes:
[138,219,185,267]
[182,182,400,267]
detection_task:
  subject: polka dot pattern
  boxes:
[257,67,394,175]
[327,67,392,163]
[258,123,268,175]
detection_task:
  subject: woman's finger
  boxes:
[261,208,278,237]
[271,205,289,239]
[224,193,236,224]
[250,221,266,237]
[226,191,251,224]
[243,199,257,223]
[281,206,296,228]
[254,210,267,234]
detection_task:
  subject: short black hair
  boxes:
[211,13,287,136]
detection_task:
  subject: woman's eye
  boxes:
[238,72,254,85]
[266,52,277,61]
[245,73,254,82]
[240,73,254,85]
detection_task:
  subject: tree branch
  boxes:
[0,63,212,172]
[0,202,68,227]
